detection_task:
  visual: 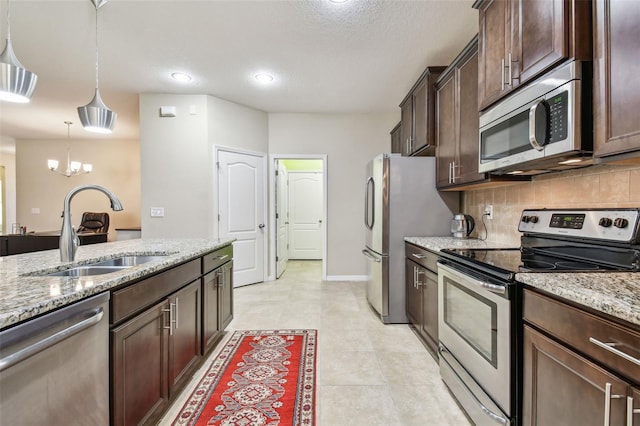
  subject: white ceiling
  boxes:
[0,0,478,141]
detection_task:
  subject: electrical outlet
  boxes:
[484,205,494,220]
[150,207,165,217]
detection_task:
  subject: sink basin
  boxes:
[47,265,130,277]
[92,255,168,267]
[38,255,168,277]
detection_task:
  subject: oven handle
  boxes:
[438,345,509,425]
[438,262,506,295]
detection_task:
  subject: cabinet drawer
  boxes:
[202,245,233,274]
[523,288,640,383]
[111,259,200,324]
[405,243,439,272]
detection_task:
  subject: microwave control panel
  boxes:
[546,90,568,143]
[519,209,640,243]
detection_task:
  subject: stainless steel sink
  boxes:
[46,265,130,277]
[92,255,168,267]
[38,255,168,277]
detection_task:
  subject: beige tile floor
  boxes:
[160,260,470,426]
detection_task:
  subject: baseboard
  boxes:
[325,275,367,282]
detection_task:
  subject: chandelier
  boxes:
[47,121,93,177]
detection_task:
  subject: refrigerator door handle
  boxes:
[364,177,375,230]
[362,248,382,262]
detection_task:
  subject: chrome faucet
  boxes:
[60,184,124,262]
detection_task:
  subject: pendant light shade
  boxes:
[78,0,116,133]
[0,0,38,103]
[78,88,116,133]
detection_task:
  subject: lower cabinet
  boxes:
[110,245,234,426]
[202,260,233,354]
[111,280,201,426]
[522,288,640,426]
[405,242,439,358]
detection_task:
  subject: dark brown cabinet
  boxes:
[474,0,591,111]
[593,0,640,160]
[436,37,485,189]
[110,245,233,426]
[405,242,439,358]
[523,288,640,426]
[399,66,445,156]
[390,122,402,154]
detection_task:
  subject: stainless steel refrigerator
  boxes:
[362,153,458,324]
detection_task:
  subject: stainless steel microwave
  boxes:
[478,60,592,175]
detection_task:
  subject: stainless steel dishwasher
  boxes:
[0,292,110,425]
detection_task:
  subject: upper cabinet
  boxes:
[390,122,402,154]
[593,0,640,160]
[399,66,446,156]
[474,0,591,111]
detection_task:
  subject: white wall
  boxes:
[268,113,399,277]
[139,94,268,239]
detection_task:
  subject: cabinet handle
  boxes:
[216,254,229,261]
[411,253,427,259]
[590,337,640,366]
[174,297,179,330]
[501,58,505,91]
[413,266,417,289]
[448,162,453,184]
[628,396,640,426]
[163,303,173,336]
[416,269,424,287]
[451,161,459,183]
[604,382,625,426]
[507,53,513,87]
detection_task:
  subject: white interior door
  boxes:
[275,161,289,278]
[217,149,265,287]
[288,172,322,259]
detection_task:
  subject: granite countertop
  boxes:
[405,236,640,328]
[405,236,515,252]
[0,238,234,329]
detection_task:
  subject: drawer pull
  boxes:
[590,337,640,366]
[216,254,229,261]
[411,253,427,259]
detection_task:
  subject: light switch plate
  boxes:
[150,207,165,217]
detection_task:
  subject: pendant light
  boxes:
[77,0,116,133]
[0,0,38,103]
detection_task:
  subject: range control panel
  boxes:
[518,209,640,243]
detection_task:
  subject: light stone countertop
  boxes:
[405,236,640,328]
[0,238,234,330]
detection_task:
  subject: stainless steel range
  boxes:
[436,208,640,426]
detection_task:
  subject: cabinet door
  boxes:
[420,267,438,354]
[400,98,413,156]
[219,262,234,331]
[202,270,220,354]
[523,325,628,426]
[390,123,402,154]
[405,258,422,329]
[456,46,484,185]
[477,0,511,110]
[517,0,566,83]
[594,0,640,158]
[111,300,169,426]
[168,280,202,397]
[412,79,428,153]
[436,72,456,189]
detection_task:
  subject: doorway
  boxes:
[269,155,327,281]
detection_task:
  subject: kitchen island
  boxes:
[0,237,233,329]
[0,238,234,426]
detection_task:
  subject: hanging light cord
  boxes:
[65,121,72,170]
[94,2,100,90]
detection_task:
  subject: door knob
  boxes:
[258,223,265,229]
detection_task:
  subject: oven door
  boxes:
[437,261,512,420]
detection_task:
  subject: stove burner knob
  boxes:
[521,215,530,223]
[529,215,539,224]
[599,217,613,227]
[614,218,629,228]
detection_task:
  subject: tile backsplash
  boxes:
[462,163,640,246]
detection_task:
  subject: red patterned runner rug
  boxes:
[172,329,317,426]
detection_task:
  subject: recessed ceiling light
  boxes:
[254,73,275,83]
[171,72,192,82]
